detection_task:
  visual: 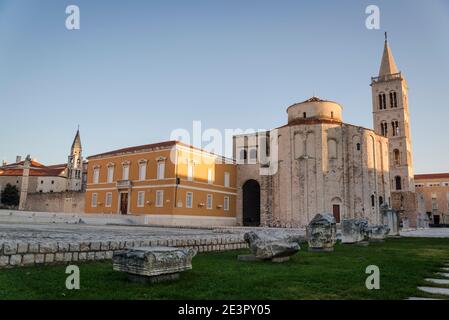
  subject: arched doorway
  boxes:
[242,179,260,226]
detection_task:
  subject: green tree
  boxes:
[1,183,19,206]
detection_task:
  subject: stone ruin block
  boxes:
[306,213,337,252]
[341,218,369,244]
[366,225,390,242]
[112,246,196,283]
[238,230,303,262]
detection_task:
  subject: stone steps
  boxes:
[425,278,449,285]
[407,261,449,300]
[418,286,449,296]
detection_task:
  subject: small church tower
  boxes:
[67,128,83,191]
[371,33,417,226]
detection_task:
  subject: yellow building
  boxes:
[85,140,237,226]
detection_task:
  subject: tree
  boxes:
[1,183,19,206]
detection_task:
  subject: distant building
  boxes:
[0,130,86,208]
[0,157,67,194]
[415,173,449,225]
[84,141,236,226]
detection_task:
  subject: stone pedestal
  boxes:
[112,246,196,282]
[382,208,400,236]
[239,230,302,262]
[341,219,368,244]
[306,213,337,252]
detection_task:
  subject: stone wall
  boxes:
[0,236,248,268]
[24,191,85,213]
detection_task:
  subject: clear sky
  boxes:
[0,0,448,173]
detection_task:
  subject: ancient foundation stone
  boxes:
[306,213,337,252]
[112,246,196,283]
[341,219,368,244]
[238,230,302,262]
[367,225,390,241]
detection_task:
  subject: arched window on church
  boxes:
[390,91,398,108]
[378,93,386,110]
[380,121,388,137]
[371,195,375,207]
[303,112,307,119]
[393,149,400,166]
[379,196,384,206]
[395,176,402,190]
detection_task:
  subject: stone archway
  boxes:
[242,179,261,226]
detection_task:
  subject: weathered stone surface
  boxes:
[367,225,390,241]
[113,246,196,279]
[382,206,400,236]
[306,213,337,251]
[9,254,22,266]
[0,256,9,267]
[341,219,368,244]
[242,230,302,260]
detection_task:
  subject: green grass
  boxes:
[1,237,449,300]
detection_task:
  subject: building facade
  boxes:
[84,141,237,227]
[415,173,449,225]
[234,97,391,228]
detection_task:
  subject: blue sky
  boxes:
[0,0,448,173]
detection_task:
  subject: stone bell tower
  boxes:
[371,33,417,226]
[67,128,83,191]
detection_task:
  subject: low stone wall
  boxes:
[24,191,85,213]
[0,236,248,268]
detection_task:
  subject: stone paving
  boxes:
[400,228,449,238]
[408,262,449,300]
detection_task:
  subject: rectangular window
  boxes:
[224,172,230,188]
[93,168,100,184]
[207,168,213,184]
[207,194,213,209]
[156,190,164,207]
[139,163,146,181]
[122,165,129,180]
[107,166,114,183]
[157,162,165,180]
[186,192,193,208]
[105,192,112,207]
[137,191,145,207]
[91,193,98,207]
[187,164,193,181]
[224,196,229,211]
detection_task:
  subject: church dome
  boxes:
[286,96,343,124]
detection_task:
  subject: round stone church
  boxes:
[234,96,391,228]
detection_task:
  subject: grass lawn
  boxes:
[1,237,449,300]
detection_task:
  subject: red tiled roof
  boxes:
[414,173,449,180]
[0,160,46,169]
[0,167,65,177]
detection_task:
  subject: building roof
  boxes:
[0,159,66,177]
[0,160,46,169]
[414,173,449,180]
[87,140,235,163]
[0,168,66,177]
[379,35,399,76]
[71,129,82,151]
[88,140,178,159]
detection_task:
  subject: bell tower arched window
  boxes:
[389,91,398,108]
[378,93,386,110]
[393,149,400,166]
[380,121,388,137]
[391,121,399,136]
